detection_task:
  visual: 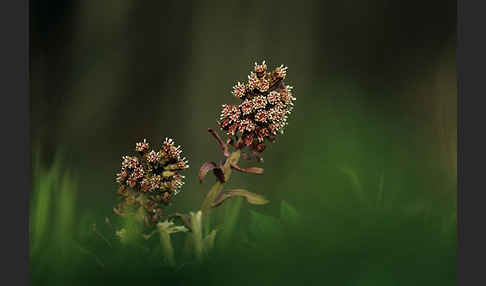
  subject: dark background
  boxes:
[30,0,456,207]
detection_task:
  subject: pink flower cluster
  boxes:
[114,138,189,224]
[220,61,296,152]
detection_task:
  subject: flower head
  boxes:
[232,82,246,98]
[254,61,267,74]
[274,65,288,79]
[114,138,189,224]
[135,139,149,153]
[219,61,296,153]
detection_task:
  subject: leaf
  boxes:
[199,161,225,183]
[230,163,264,174]
[212,189,269,208]
[219,197,243,249]
[203,229,218,254]
[248,210,282,239]
[280,200,300,226]
[339,166,366,203]
[376,172,385,208]
[245,167,264,174]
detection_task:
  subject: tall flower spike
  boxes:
[219,61,295,154]
[114,138,189,225]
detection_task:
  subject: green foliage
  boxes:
[279,200,300,226]
[217,196,243,249]
[29,153,456,286]
[30,156,77,258]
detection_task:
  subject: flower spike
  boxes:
[114,138,189,225]
[219,61,296,154]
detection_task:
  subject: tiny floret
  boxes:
[254,60,267,74]
[135,139,149,153]
[232,82,246,98]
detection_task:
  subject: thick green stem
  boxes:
[190,211,204,261]
[193,150,241,261]
[159,231,176,267]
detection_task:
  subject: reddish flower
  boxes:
[135,139,149,153]
[267,91,280,105]
[232,82,246,98]
[256,78,269,92]
[247,72,259,90]
[240,99,253,115]
[220,104,241,122]
[274,65,288,79]
[221,118,231,128]
[252,95,267,110]
[254,61,267,74]
[140,178,151,192]
[254,110,268,123]
[150,175,162,190]
[227,122,239,135]
[256,127,270,142]
[127,176,137,188]
[131,166,145,180]
[255,143,266,152]
[280,85,295,105]
[116,169,129,184]
[162,138,182,161]
[122,156,139,169]
[146,150,159,163]
[238,119,256,133]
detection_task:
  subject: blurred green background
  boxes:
[30,0,456,285]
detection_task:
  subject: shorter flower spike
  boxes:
[114,138,189,225]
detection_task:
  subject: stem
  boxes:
[190,211,204,262]
[208,128,230,157]
[201,150,241,218]
[159,231,176,267]
[193,150,240,261]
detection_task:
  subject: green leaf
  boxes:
[212,189,269,208]
[339,166,366,203]
[376,172,385,208]
[248,210,282,240]
[218,196,243,249]
[280,200,300,226]
[55,170,77,249]
[203,229,218,254]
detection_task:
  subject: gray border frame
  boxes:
[457,0,486,285]
[0,0,29,285]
